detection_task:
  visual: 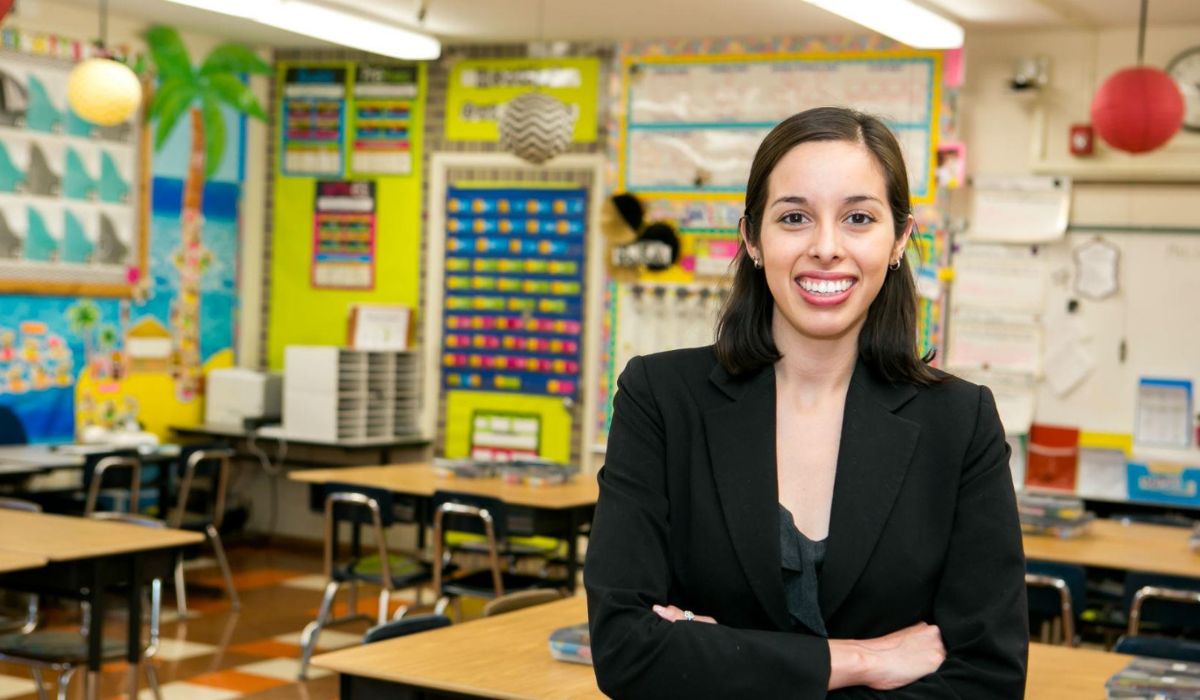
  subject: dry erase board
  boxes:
[1032,229,1200,436]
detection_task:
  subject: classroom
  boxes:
[0,0,1197,697]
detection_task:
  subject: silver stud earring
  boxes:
[753,257,763,269]
[889,254,903,271]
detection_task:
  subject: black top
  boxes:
[779,503,828,637]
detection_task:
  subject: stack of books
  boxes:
[1106,657,1200,698]
[1018,492,1095,538]
[549,622,592,665]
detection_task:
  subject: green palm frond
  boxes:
[143,26,195,82]
[97,324,119,350]
[66,300,101,335]
[205,74,267,121]
[201,94,226,179]
[200,43,270,77]
[153,79,199,150]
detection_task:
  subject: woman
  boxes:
[584,107,1028,698]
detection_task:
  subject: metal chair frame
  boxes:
[169,448,239,616]
[83,456,141,517]
[1128,584,1200,636]
[1025,572,1076,646]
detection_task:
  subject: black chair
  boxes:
[1114,635,1200,662]
[0,405,27,445]
[1025,559,1086,646]
[431,490,567,620]
[363,613,452,644]
[167,447,239,615]
[83,455,142,517]
[298,483,438,679]
[1124,571,1200,637]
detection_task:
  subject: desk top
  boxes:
[289,464,599,510]
[314,596,601,700]
[1024,518,1200,578]
[313,595,1128,700]
[1026,643,1131,699]
[0,445,84,471]
[171,423,431,448]
[0,550,48,574]
[0,511,203,561]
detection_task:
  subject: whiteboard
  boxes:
[1028,230,1200,435]
[621,53,939,201]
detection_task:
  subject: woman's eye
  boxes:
[846,212,875,225]
[780,212,807,225]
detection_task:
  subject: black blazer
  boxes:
[585,347,1028,699]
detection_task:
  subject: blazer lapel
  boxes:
[703,364,793,631]
[818,361,921,620]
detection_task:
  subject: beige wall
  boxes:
[960,24,1200,228]
[11,0,270,369]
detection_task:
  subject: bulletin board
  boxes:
[423,153,605,468]
[0,49,144,296]
[267,60,426,371]
[618,50,941,203]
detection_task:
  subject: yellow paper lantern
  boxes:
[67,57,142,126]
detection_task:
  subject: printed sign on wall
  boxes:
[444,58,599,143]
[281,65,347,177]
[350,64,418,176]
[312,180,375,289]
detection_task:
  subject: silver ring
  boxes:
[682,610,695,621]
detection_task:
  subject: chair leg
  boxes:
[391,603,409,621]
[22,594,38,633]
[174,556,189,619]
[434,596,449,616]
[299,580,340,680]
[56,668,75,700]
[126,663,140,700]
[30,668,47,700]
[145,661,164,700]
[206,524,240,611]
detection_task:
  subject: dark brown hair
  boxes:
[714,106,939,385]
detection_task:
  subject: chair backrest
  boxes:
[84,455,142,516]
[1114,635,1200,663]
[482,588,565,617]
[322,484,398,588]
[0,405,26,445]
[431,490,508,597]
[0,497,41,512]
[1125,572,1200,635]
[363,613,451,644]
[170,446,234,529]
[1025,559,1086,646]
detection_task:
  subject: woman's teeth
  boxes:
[798,278,853,295]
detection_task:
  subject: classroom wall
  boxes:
[959,24,1200,228]
[0,5,270,442]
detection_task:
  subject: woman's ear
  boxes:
[739,215,758,261]
[895,215,915,259]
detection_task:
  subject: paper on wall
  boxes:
[1042,339,1094,398]
[953,368,1036,436]
[947,310,1042,375]
[951,243,1047,314]
[967,175,1070,243]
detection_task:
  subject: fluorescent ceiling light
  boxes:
[164,0,441,60]
[802,0,964,49]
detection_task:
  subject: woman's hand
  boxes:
[833,622,946,691]
[651,604,717,624]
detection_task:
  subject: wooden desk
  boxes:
[171,424,431,467]
[291,464,598,590]
[1027,643,1132,699]
[1023,519,1200,578]
[0,550,46,574]
[314,596,600,700]
[0,511,203,699]
[314,595,1130,700]
[290,464,599,510]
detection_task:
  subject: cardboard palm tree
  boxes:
[143,26,268,399]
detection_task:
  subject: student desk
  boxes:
[289,464,598,590]
[171,423,431,468]
[313,594,1132,700]
[0,550,46,573]
[0,510,203,699]
[1023,518,1200,578]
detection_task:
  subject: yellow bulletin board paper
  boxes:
[444,390,572,464]
[445,57,599,143]
[267,61,427,371]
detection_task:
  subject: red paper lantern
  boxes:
[0,0,11,20]
[1090,66,1185,154]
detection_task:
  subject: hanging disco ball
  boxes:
[498,92,576,165]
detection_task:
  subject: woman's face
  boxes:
[743,139,911,346]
